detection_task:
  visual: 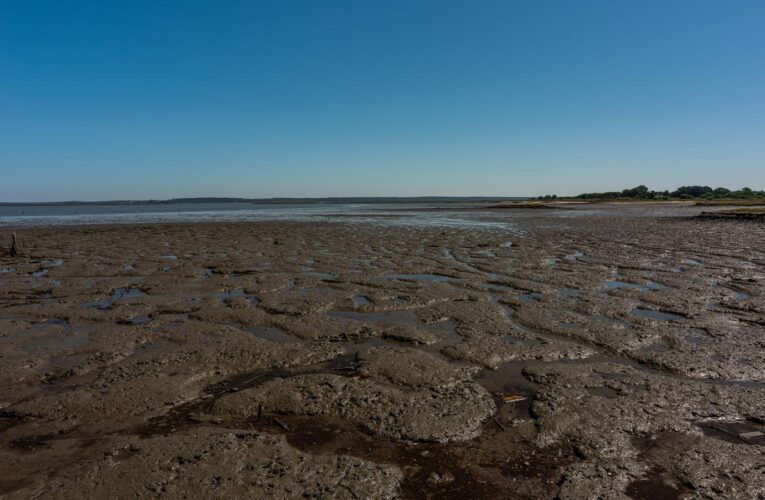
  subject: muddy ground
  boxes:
[0,204,763,499]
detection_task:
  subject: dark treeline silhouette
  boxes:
[537,185,765,201]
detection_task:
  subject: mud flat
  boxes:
[0,204,764,498]
[698,207,765,220]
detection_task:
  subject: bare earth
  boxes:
[0,204,763,499]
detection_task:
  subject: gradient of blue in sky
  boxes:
[1,0,764,201]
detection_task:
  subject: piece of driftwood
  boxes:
[501,394,527,403]
[10,233,19,257]
[273,417,290,431]
[493,417,507,432]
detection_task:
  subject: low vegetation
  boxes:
[537,185,765,202]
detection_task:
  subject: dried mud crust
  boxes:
[0,207,764,498]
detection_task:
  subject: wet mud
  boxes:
[0,204,764,498]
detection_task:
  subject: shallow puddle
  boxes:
[697,421,765,445]
[387,273,455,283]
[586,386,619,399]
[80,298,114,310]
[329,309,419,327]
[302,269,337,281]
[351,295,371,307]
[486,294,518,327]
[245,326,301,343]
[503,335,540,347]
[632,307,684,322]
[476,360,538,419]
[217,289,259,306]
[586,314,636,329]
[558,287,581,302]
[130,315,151,325]
[113,288,148,301]
[686,328,711,345]
[481,283,514,293]
[518,292,542,303]
[423,319,460,344]
[80,287,147,309]
[604,280,663,292]
[565,251,584,261]
[625,466,688,500]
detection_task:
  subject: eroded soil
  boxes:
[0,205,763,499]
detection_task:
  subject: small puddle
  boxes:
[131,315,152,325]
[80,299,113,310]
[558,287,581,302]
[161,255,178,260]
[632,307,684,322]
[604,281,663,293]
[328,309,419,327]
[32,269,50,278]
[217,289,259,306]
[686,328,711,345]
[482,283,514,293]
[387,274,455,283]
[81,288,147,309]
[351,295,371,308]
[625,466,688,500]
[303,269,338,281]
[424,319,461,345]
[503,335,540,347]
[565,251,584,262]
[488,294,515,319]
[245,326,301,343]
[697,421,765,445]
[476,361,538,419]
[518,292,542,303]
[736,292,750,300]
[587,314,636,329]
[113,288,147,301]
[586,386,619,399]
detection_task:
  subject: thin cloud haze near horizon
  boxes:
[1,0,764,202]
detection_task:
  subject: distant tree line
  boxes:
[537,185,765,201]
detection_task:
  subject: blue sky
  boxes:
[1,0,764,201]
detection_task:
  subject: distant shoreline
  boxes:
[0,196,529,207]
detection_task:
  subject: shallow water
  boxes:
[329,309,419,327]
[632,307,684,321]
[246,326,300,343]
[387,273,455,283]
[0,202,521,231]
[604,280,663,292]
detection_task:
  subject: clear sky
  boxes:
[1,0,764,201]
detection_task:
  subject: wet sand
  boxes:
[0,205,763,498]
